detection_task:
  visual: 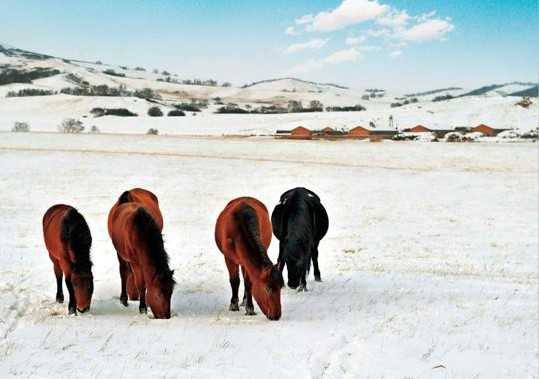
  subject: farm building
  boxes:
[313,127,346,139]
[405,125,431,133]
[289,126,312,139]
[347,126,371,139]
[471,124,510,136]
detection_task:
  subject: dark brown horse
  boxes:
[108,188,163,301]
[43,204,93,314]
[215,197,284,320]
[109,201,175,319]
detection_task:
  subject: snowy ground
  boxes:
[0,133,537,378]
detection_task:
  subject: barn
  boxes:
[289,126,312,139]
[471,124,509,137]
[347,126,371,139]
[406,124,431,133]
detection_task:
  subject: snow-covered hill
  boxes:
[1,43,537,134]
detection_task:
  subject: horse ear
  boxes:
[271,203,284,240]
[170,269,175,276]
[313,202,329,241]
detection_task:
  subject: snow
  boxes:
[0,133,537,378]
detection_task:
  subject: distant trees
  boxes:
[309,100,324,112]
[148,106,163,117]
[103,69,126,77]
[58,118,84,133]
[168,110,186,117]
[326,104,366,112]
[12,121,30,132]
[90,108,138,117]
[0,68,61,85]
[6,88,55,97]
[135,87,161,100]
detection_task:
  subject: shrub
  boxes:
[58,118,84,133]
[0,68,61,85]
[215,105,249,114]
[90,125,100,133]
[103,69,125,77]
[91,107,138,117]
[12,121,30,132]
[168,110,186,117]
[173,103,201,112]
[6,88,56,97]
[326,105,366,112]
[433,94,454,102]
[148,106,163,117]
[445,132,463,143]
[135,88,161,100]
[147,128,159,135]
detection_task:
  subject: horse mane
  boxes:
[133,207,175,287]
[118,190,131,204]
[234,204,273,269]
[61,208,93,273]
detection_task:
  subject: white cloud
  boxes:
[305,0,389,32]
[358,45,382,52]
[345,36,366,46]
[398,19,454,42]
[285,38,329,54]
[324,48,361,64]
[376,10,410,29]
[284,47,361,75]
[295,14,314,25]
[285,26,298,36]
[389,50,402,58]
[367,28,391,38]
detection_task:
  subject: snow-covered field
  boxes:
[0,133,537,378]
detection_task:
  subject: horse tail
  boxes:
[235,204,267,258]
[61,208,92,268]
[118,190,131,204]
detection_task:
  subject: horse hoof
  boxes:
[120,297,128,307]
[139,306,147,314]
[297,285,308,292]
[68,307,77,315]
[245,306,256,316]
[56,295,64,304]
[314,276,322,282]
[229,303,240,311]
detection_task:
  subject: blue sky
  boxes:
[1,0,537,90]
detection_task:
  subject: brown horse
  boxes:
[109,202,175,319]
[43,204,93,314]
[108,188,163,301]
[215,197,284,320]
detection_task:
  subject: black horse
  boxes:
[271,187,328,291]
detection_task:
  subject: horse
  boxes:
[108,188,163,301]
[271,187,329,291]
[215,197,284,320]
[109,201,175,319]
[42,204,94,314]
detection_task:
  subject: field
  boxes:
[0,133,537,378]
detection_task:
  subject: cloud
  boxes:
[345,36,366,46]
[285,26,298,36]
[295,14,314,25]
[304,0,389,32]
[324,48,361,64]
[398,18,454,42]
[285,38,329,54]
[376,10,410,29]
[389,50,402,58]
[367,28,391,38]
[284,48,361,75]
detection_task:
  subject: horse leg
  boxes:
[225,258,240,311]
[65,275,76,314]
[131,264,147,314]
[298,271,308,292]
[242,268,256,316]
[126,267,139,301]
[312,243,322,282]
[239,266,246,307]
[53,261,64,303]
[117,253,129,306]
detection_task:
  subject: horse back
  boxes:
[215,197,272,261]
[42,204,73,267]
